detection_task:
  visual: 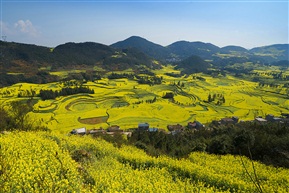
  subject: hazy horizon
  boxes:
[1,0,288,49]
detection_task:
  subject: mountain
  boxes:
[52,42,115,67]
[111,36,222,61]
[175,55,210,74]
[1,38,288,75]
[221,46,248,53]
[102,47,158,70]
[249,44,289,61]
[111,36,170,60]
[1,41,155,72]
[272,60,289,67]
[167,41,220,60]
[111,37,289,64]
[0,41,54,73]
[53,42,155,70]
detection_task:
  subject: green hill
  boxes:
[175,55,210,74]
[167,40,220,60]
[52,42,114,67]
[1,40,155,73]
[221,45,248,53]
[110,37,289,65]
[250,44,289,62]
[111,36,170,60]
[0,41,53,73]
[1,38,288,75]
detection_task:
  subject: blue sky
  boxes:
[1,0,288,49]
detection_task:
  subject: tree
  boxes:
[208,94,212,102]
[222,96,226,104]
[0,107,12,131]
[9,100,33,131]
[162,92,174,99]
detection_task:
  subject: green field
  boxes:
[1,66,288,133]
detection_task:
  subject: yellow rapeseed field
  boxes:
[1,132,288,192]
[0,66,288,132]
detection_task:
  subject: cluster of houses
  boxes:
[70,123,160,136]
[70,125,132,136]
[70,121,205,136]
[70,113,289,136]
[254,114,289,124]
[210,114,289,126]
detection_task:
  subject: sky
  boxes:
[0,0,288,49]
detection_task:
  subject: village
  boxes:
[70,113,289,136]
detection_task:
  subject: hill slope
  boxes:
[111,37,289,64]
[0,41,53,73]
[249,44,289,62]
[111,36,170,60]
[1,41,155,72]
[167,40,220,60]
[1,38,288,74]
[221,45,248,53]
[175,55,211,74]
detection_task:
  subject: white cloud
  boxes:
[14,20,39,37]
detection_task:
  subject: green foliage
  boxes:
[0,72,59,87]
[39,86,94,100]
[111,36,171,60]
[94,132,128,148]
[162,92,174,99]
[168,41,220,60]
[176,55,210,74]
[0,101,48,132]
[208,134,234,154]
[136,75,162,85]
[164,72,182,77]
[129,122,289,168]
[207,93,225,105]
[107,72,135,80]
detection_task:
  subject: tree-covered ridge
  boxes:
[0,40,156,73]
[111,36,289,62]
[111,36,171,60]
[39,86,94,100]
[1,38,288,76]
[176,55,210,74]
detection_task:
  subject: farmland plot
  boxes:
[0,67,288,132]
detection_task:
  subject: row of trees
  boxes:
[39,86,94,100]
[136,75,162,85]
[0,70,103,87]
[208,93,225,105]
[0,72,59,87]
[107,73,135,80]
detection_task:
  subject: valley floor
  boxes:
[1,68,288,133]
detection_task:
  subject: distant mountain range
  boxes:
[112,36,289,62]
[1,36,288,74]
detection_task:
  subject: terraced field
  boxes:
[0,66,288,132]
